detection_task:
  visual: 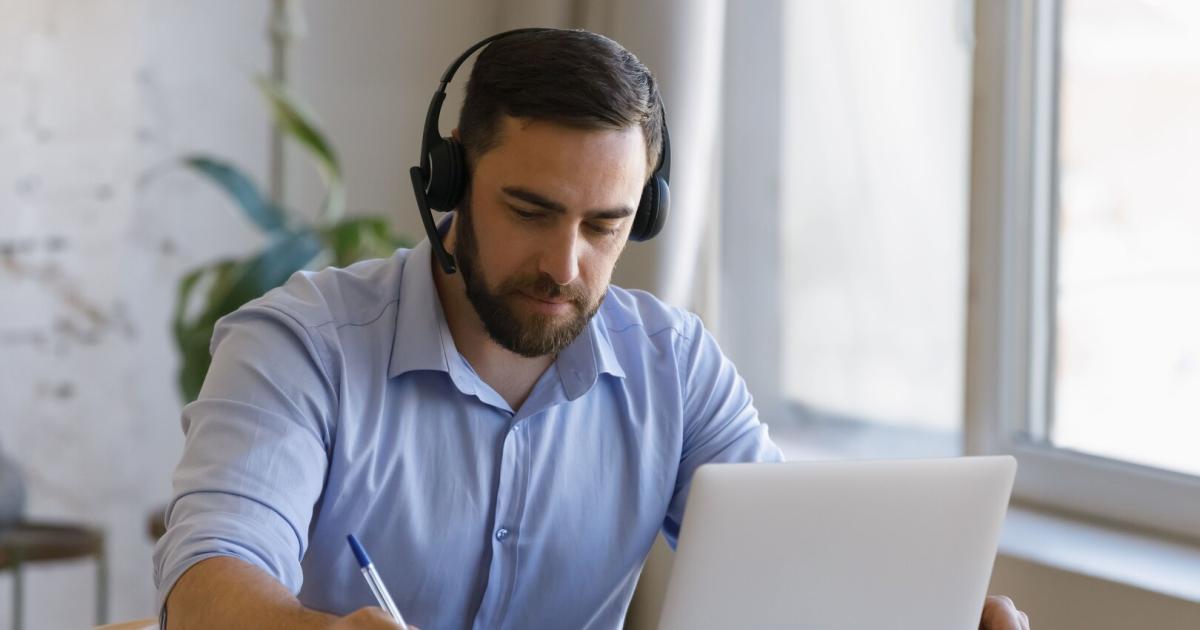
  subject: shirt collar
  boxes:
[386,220,627,399]
[387,236,458,379]
[555,300,627,400]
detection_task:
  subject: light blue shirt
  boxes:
[153,234,783,629]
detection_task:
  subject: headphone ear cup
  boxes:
[630,175,670,241]
[425,137,467,211]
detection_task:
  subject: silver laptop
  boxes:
[657,456,1016,630]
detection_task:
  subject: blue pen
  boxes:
[347,534,409,629]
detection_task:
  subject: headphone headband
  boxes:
[418,28,553,177]
[410,28,671,275]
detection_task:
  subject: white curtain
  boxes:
[497,0,727,311]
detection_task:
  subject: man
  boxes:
[154,29,1029,629]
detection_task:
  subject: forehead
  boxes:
[473,117,648,206]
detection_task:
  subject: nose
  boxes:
[538,225,581,287]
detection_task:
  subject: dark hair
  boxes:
[458,29,663,181]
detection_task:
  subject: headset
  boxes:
[409,27,672,275]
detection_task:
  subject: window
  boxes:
[777,0,973,440]
[717,0,975,461]
[721,0,1200,540]
[967,0,1200,541]
[1052,0,1200,478]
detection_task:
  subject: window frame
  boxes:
[965,0,1200,543]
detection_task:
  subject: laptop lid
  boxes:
[656,456,1017,630]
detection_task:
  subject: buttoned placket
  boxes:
[467,333,602,628]
[471,398,548,629]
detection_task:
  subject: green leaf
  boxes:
[210,230,323,317]
[172,231,322,403]
[172,266,207,349]
[183,156,287,233]
[321,217,412,266]
[178,322,216,403]
[173,261,243,402]
[173,263,233,403]
[256,77,345,222]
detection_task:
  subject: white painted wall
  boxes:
[0,1,493,626]
[284,0,498,241]
[1,2,271,626]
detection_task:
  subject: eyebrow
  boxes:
[501,186,634,220]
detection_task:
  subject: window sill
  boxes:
[769,421,1200,606]
[997,505,1200,604]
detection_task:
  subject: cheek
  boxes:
[580,244,622,291]
[471,218,526,277]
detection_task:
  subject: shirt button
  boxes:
[511,423,521,432]
[495,528,510,541]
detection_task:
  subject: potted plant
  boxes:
[171,79,410,403]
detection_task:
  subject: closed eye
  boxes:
[510,205,619,237]
[511,207,541,221]
[587,222,620,236]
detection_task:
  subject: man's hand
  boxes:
[166,557,422,630]
[329,607,419,629]
[980,595,1030,629]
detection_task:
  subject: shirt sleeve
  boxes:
[152,301,337,617]
[662,313,785,548]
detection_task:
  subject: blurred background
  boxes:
[1,0,1198,628]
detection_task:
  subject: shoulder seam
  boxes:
[604,317,696,344]
[309,297,401,332]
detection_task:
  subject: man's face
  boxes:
[454,116,648,358]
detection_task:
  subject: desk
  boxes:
[0,522,107,630]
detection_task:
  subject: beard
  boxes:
[454,196,605,358]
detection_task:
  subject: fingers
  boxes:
[335,606,412,628]
[981,595,1029,630]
